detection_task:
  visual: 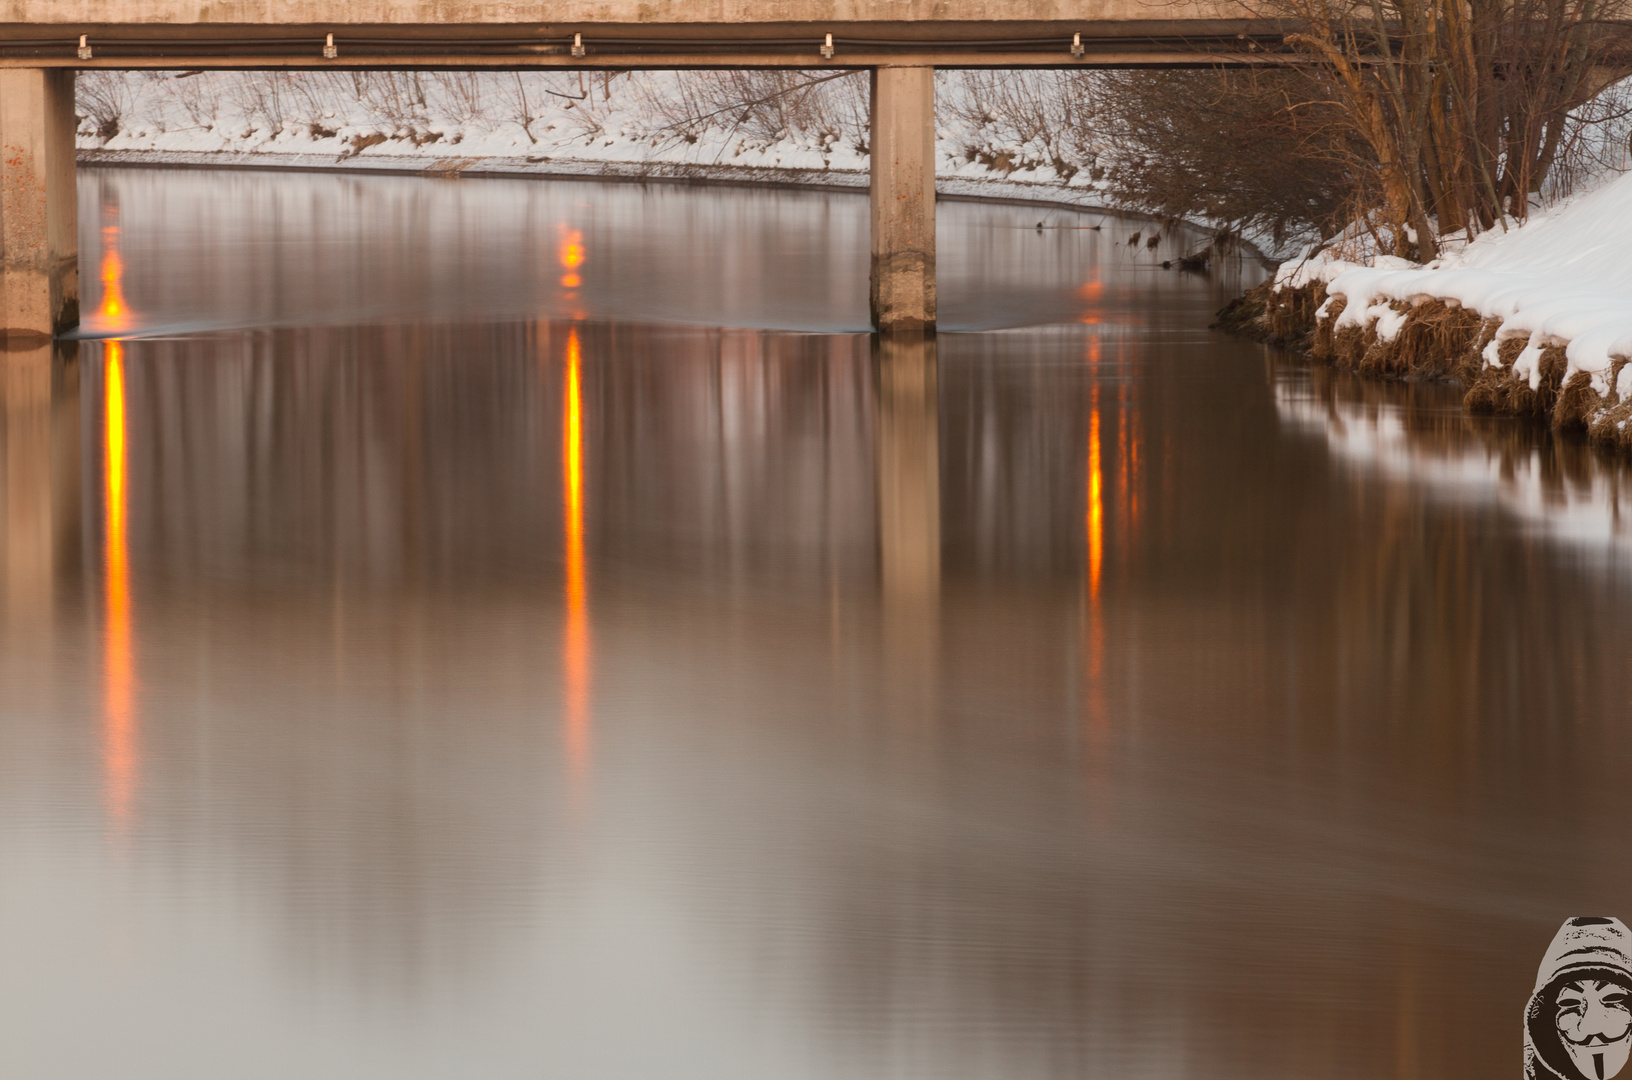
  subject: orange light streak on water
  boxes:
[1087,382,1104,601]
[563,329,591,785]
[560,230,586,291]
[1084,346,1108,737]
[1117,383,1131,553]
[1130,408,1142,534]
[103,341,136,831]
[99,216,131,333]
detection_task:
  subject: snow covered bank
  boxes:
[76,69,1116,210]
[73,69,1281,258]
[1250,168,1632,452]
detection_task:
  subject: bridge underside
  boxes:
[0,21,1293,70]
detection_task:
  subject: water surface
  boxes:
[2,168,1631,1080]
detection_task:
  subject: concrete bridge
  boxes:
[0,1,1264,337]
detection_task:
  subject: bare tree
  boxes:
[1271,0,1632,256]
[76,70,142,140]
[159,71,223,131]
[495,71,608,142]
[1096,68,1370,247]
[232,71,294,133]
[943,71,1101,180]
[649,70,868,158]
[432,72,485,126]
[357,71,429,131]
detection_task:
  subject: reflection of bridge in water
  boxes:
[0,0,1274,337]
[0,323,944,850]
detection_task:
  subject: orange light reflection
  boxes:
[99,216,130,333]
[561,233,586,270]
[1117,383,1131,554]
[563,329,591,788]
[1085,344,1107,736]
[103,342,136,831]
[559,230,586,293]
[1087,380,1103,601]
[1079,278,1104,325]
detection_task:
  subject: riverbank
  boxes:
[1222,168,1632,454]
[78,68,1113,210]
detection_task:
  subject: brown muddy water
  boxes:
[2,167,1631,1080]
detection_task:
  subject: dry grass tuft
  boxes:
[1587,357,1632,452]
[1310,295,1347,362]
[1451,319,1501,384]
[1589,400,1632,452]
[1310,296,1485,381]
[1267,282,1325,343]
[1465,337,1528,413]
[1384,299,1486,380]
[1554,370,1599,431]
[1331,323,1371,369]
[1213,281,1271,339]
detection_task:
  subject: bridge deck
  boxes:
[0,0,1280,68]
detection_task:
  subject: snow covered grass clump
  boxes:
[1263,168,1632,452]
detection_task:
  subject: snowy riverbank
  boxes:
[77,69,1111,206]
[1246,167,1632,452]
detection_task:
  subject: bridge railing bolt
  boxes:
[821,33,835,59]
[1070,32,1085,58]
[571,33,586,58]
[77,34,92,60]
[323,33,337,59]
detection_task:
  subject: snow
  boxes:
[1277,169,1632,395]
[78,70,1106,202]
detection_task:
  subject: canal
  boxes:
[2,167,1631,1080]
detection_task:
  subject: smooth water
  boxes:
[3,167,1631,1080]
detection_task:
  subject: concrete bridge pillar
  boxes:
[0,69,79,341]
[869,66,935,333]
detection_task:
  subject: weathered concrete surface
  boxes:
[1,1,1248,27]
[0,70,77,338]
[870,66,935,332]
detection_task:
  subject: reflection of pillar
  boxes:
[1,340,77,633]
[869,66,936,332]
[876,332,940,596]
[0,70,79,338]
[876,331,939,721]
